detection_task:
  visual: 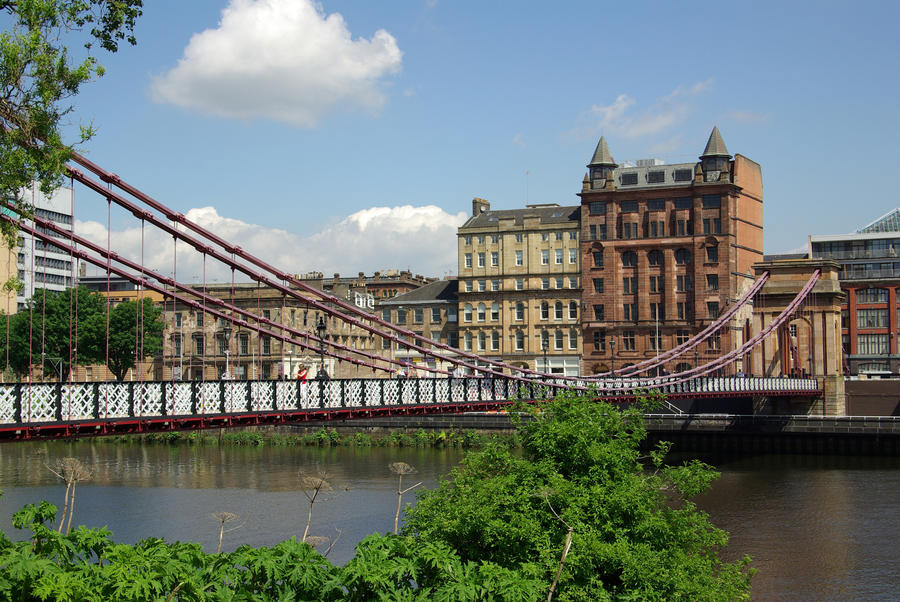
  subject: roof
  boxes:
[588,136,616,166]
[857,208,900,234]
[700,126,731,158]
[461,205,579,229]
[609,162,697,190]
[380,279,458,306]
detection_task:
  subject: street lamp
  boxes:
[223,323,232,379]
[541,333,548,373]
[316,316,328,378]
[609,338,616,375]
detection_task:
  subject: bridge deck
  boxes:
[0,376,820,441]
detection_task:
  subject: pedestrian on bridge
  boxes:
[296,365,309,407]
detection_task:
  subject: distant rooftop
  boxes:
[857,208,900,234]
[462,205,579,229]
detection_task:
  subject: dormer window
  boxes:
[647,170,665,184]
[620,173,638,186]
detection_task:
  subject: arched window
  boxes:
[515,330,525,350]
[477,331,486,350]
[569,301,578,319]
[555,330,563,350]
[555,301,563,320]
[464,332,473,351]
[477,303,486,322]
[675,362,691,373]
[464,303,472,322]
[541,301,549,320]
[491,331,500,350]
[648,249,663,266]
[491,302,500,321]
[541,330,550,349]
[675,249,691,265]
[569,329,578,349]
[622,250,637,267]
[515,302,525,320]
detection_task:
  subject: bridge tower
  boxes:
[751,259,846,415]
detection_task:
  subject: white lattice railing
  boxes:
[0,376,820,425]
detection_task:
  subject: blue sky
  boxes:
[40,0,900,279]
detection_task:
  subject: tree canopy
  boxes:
[0,286,163,380]
[0,0,142,244]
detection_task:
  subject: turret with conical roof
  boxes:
[587,136,617,190]
[699,126,731,182]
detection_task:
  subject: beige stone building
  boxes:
[457,199,581,375]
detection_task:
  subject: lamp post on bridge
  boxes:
[223,323,232,379]
[541,334,548,374]
[609,338,616,376]
[316,316,328,379]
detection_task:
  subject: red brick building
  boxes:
[579,127,763,374]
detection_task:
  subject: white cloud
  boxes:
[76,205,465,284]
[151,0,403,127]
[512,133,525,148]
[576,79,714,140]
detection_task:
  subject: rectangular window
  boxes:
[397,309,407,324]
[589,224,597,240]
[464,236,472,245]
[174,313,182,328]
[598,224,607,240]
[465,280,473,292]
[516,278,524,290]
[261,336,271,354]
[856,288,888,304]
[707,302,720,319]
[650,221,658,238]
[649,275,663,293]
[592,330,605,352]
[593,278,604,293]
[515,233,523,243]
[650,302,663,321]
[569,249,577,264]
[262,309,271,320]
[555,249,563,264]
[239,335,249,356]
[707,274,719,291]
[491,234,499,243]
[592,251,603,268]
[593,304,604,320]
[589,201,606,215]
[541,250,549,265]
[621,173,638,186]
[491,280,500,291]
[569,231,578,240]
[674,168,693,182]
[491,304,499,321]
[857,308,889,328]
[542,278,550,290]
[677,302,689,320]
[382,308,391,321]
[623,276,636,294]
[857,334,889,354]
[478,280,486,292]
[515,250,523,266]
[649,332,662,350]
[621,200,638,212]
[464,253,472,268]
[541,233,549,242]
[647,170,665,184]
[477,235,485,244]
[432,307,441,323]
[477,252,485,267]
[706,246,718,263]
[676,330,690,345]
[382,336,391,350]
[218,336,226,355]
[569,277,578,288]
[448,307,457,322]
[173,335,182,356]
[707,332,721,351]
[413,308,424,324]
[555,277,564,289]
[196,313,204,327]
[647,199,665,211]
[569,330,577,349]
[702,194,722,209]
[555,232,563,241]
[491,252,499,266]
[676,275,691,292]
[674,197,692,210]
[194,335,204,355]
[623,303,636,321]
[622,331,636,350]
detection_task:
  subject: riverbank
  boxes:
[92,426,520,449]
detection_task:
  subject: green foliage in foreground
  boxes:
[0,394,752,599]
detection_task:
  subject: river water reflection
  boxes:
[0,441,897,600]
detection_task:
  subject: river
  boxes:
[0,440,897,600]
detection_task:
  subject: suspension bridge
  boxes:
[0,150,837,441]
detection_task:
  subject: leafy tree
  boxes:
[79,297,163,381]
[405,391,753,600]
[0,285,105,378]
[0,1,142,238]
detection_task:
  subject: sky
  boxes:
[19,0,900,281]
